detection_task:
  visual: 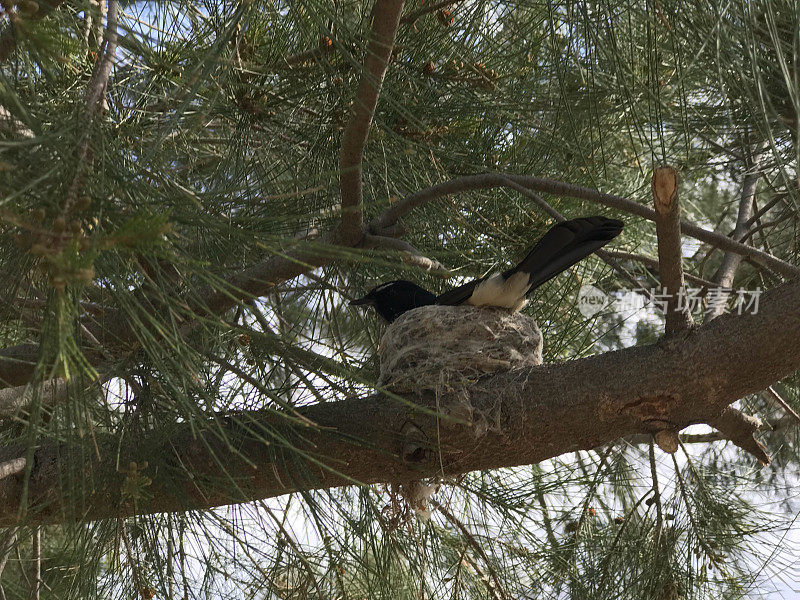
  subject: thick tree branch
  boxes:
[338,0,405,245]
[652,167,693,334]
[0,379,68,418]
[0,458,25,480]
[0,279,798,526]
[0,105,33,138]
[368,173,800,278]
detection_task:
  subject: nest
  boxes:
[377,304,543,394]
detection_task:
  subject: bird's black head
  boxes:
[350,280,436,323]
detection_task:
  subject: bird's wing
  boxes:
[435,276,487,306]
[505,216,623,294]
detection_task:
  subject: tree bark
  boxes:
[0,278,798,527]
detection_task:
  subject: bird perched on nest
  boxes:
[351,216,623,323]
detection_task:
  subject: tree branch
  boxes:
[272,0,463,71]
[0,527,17,600]
[0,458,25,480]
[709,407,770,465]
[0,0,404,389]
[63,0,119,214]
[432,500,507,600]
[362,233,451,275]
[626,414,792,446]
[82,0,118,115]
[338,0,406,245]
[368,173,800,279]
[652,166,693,334]
[30,527,41,600]
[704,144,766,321]
[1,166,795,391]
[761,386,800,426]
[0,105,33,138]
[0,278,798,526]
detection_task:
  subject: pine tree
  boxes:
[0,0,799,598]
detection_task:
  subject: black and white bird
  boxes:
[350,216,623,323]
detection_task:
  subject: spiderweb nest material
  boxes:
[377,305,543,394]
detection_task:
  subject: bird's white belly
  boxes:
[467,272,530,310]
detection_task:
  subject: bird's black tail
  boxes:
[507,216,623,292]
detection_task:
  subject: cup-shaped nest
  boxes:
[378,305,542,394]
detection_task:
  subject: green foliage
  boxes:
[0,0,799,598]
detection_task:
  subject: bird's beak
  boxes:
[349,295,373,307]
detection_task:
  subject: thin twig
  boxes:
[280,46,335,69]
[762,386,800,426]
[499,176,564,220]
[744,192,787,228]
[0,528,18,600]
[625,415,792,446]
[0,379,69,418]
[83,0,119,115]
[120,520,145,597]
[83,0,107,55]
[338,0,406,245]
[532,478,559,548]
[362,233,451,275]
[741,213,796,243]
[274,0,464,71]
[601,250,717,287]
[31,526,41,600]
[671,452,720,568]
[595,490,653,595]
[499,178,654,297]
[648,440,663,540]
[0,105,34,138]
[432,500,507,600]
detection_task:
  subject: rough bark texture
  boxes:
[0,279,798,526]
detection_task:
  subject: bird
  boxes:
[349,279,437,324]
[350,216,623,323]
